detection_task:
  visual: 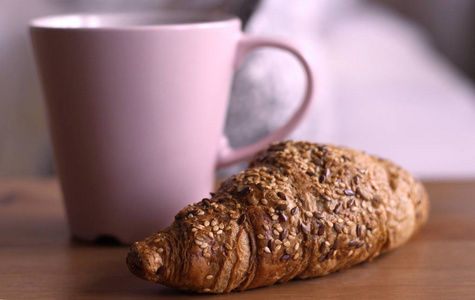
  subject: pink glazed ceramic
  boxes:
[30,12,314,243]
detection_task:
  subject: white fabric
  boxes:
[224,0,475,179]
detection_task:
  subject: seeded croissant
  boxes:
[127,141,429,293]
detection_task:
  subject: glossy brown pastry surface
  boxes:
[127,141,429,293]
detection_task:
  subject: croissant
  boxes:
[127,141,429,293]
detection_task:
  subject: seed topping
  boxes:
[237,214,246,225]
[291,206,299,215]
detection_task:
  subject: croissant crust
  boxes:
[127,141,429,293]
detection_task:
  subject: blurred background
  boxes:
[1,0,474,179]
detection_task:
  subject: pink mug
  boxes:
[30,11,314,243]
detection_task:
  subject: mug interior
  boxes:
[30,11,237,29]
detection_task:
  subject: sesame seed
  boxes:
[257,234,265,240]
[284,241,291,247]
[213,225,219,232]
[264,246,271,253]
[305,211,313,218]
[272,215,279,221]
[348,250,354,256]
[208,232,214,238]
[191,228,198,232]
[294,243,300,251]
[225,226,231,231]
[293,253,300,260]
[211,220,217,226]
[203,288,211,292]
[225,243,232,250]
[275,239,282,245]
[157,248,164,253]
[356,186,371,200]
[261,199,268,205]
[206,275,214,280]
[343,227,349,234]
[204,221,210,227]
[195,240,203,246]
[273,229,280,236]
[263,224,270,231]
[200,243,208,249]
[338,218,344,223]
[198,211,205,216]
[203,253,211,258]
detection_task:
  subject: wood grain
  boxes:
[1,179,474,299]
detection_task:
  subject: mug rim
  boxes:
[30,11,240,31]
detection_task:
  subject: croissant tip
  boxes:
[127,242,164,282]
[126,246,146,278]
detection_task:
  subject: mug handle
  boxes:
[216,35,315,168]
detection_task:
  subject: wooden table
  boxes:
[1,179,474,299]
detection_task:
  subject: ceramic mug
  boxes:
[30,11,314,243]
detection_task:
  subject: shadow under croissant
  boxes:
[75,251,391,298]
[70,236,399,298]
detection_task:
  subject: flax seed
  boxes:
[238,214,246,225]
